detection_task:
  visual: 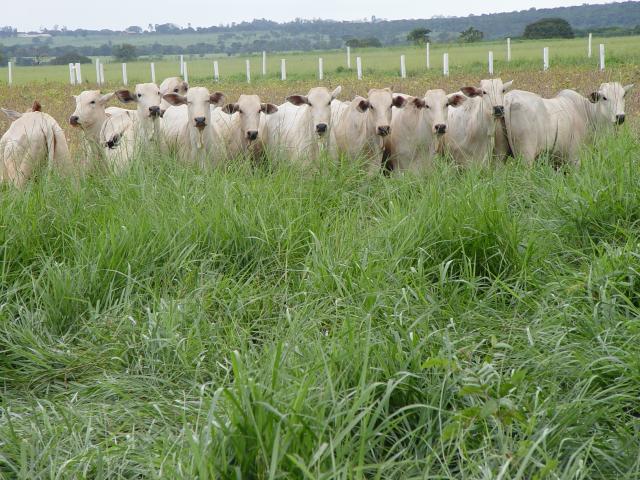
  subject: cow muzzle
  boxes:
[493,106,505,118]
[194,117,207,130]
[316,123,328,136]
[616,114,626,125]
[434,124,447,135]
[149,106,161,118]
[377,126,391,137]
[247,130,259,142]
[69,116,80,126]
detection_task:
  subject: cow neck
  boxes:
[188,124,214,151]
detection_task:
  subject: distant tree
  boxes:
[523,18,574,39]
[459,27,484,43]
[0,46,4,65]
[345,37,382,48]
[125,26,143,34]
[112,43,137,61]
[407,28,431,45]
[49,52,91,65]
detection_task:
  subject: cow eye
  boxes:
[602,96,608,101]
[90,100,96,105]
[174,88,179,93]
[137,94,142,98]
[482,90,488,95]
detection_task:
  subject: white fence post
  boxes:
[400,54,406,79]
[214,61,219,82]
[443,53,449,76]
[183,62,189,83]
[488,51,494,76]
[426,42,430,69]
[7,62,13,86]
[180,55,184,75]
[356,56,362,80]
[318,57,324,80]
[347,46,352,69]
[100,63,105,86]
[543,47,549,71]
[262,51,267,76]
[150,62,156,83]
[281,59,286,81]
[95,59,101,86]
[69,63,76,85]
[246,59,251,84]
[507,38,512,62]
[599,44,605,71]
[75,63,82,84]
[122,63,128,86]
[588,33,593,58]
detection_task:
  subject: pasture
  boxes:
[0,59,639,478]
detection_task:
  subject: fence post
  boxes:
[75,63,82,84]
[281,59,286,81]
[400,55,406,79]
[150,63,156,83]
[246,59,251,84]
[180,55,184,75]
[262,51,267,76]
[543,47,549,71]
[122,63,128,86]
[588,33,593,58]
[318,57,324,80]
[7,62,13,86]
[69,63,76,85]
[183,62,189,83]
[599,44,605,71]
[96,59,101,86]
[347,46,351,69]
[356,57,362,80]
[100,63,105,86]
[507,38,512,62]
[443,53,449,76]
[214,61,219,82]
[426,42,430,69]
[488,51,494,76]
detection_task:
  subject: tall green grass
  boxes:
[1,131,640,478]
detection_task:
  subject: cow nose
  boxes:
[149,106,161,117]
[377,126,391,137]
[194,117,206,129]
[69,116,80,126]
[493,106,505,117]
[616,114,626,125]
[434,124,447,135]
[316,123,328,135]
[247,130,259,141]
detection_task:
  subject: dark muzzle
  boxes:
[69,116,80,126]
[247,131,259,142]
[377,126,391,137]
[194,117,207,130]
[435,124,447,135]
[316,123,328,135]
[616,114,626,125]
[149,106,161,118]
[493,106,505,118]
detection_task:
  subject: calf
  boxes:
[69,90,125,145]
[1,102,71,187]
[330,88,407,173]
[446,78,513,166]
[384,90,466,174]
[504,82,634,166]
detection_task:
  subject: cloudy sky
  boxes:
[5,0,617,31]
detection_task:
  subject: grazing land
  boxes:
[0,60,639,478]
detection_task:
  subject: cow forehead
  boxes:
[480,79,504,91]
[136,83,160,95]
[424,89,448,105]
[307,87,331,104]
[368,89,393,107]
[160,77,183,91]
[237,94,262,110]
[600,82,624,98]
[187,87,211,102]
[78,90,102,103]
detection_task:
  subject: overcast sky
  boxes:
[5,0,617,31]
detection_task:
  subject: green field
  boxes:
[1,35,639,86]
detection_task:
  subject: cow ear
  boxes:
[99,92,115,105]
[115,89,136,103]
[624,84,634,96]
[502,81,514,92]
[31,101,42,112]
[286,95,310,106]
[1,108,22,121]
[356,99,370,113]
[461,87,482,98]
[261,103,279,115]
[412,97,426,109]
[331,86,342,100]
[392,94,407,108]
[589,92,602,104]
[222,103,238,115]
[182,81,189,92]
[163,93,188,106]
[448,94,466,107]
[209,92,225,107]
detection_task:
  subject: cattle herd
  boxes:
[0,76,633,186]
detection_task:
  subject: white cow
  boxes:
[161,87,226,167]
[384,90,466,174]
[212,95,278,161]
[262,86,342,166]
[504,82,634,165]
[330,88,407,173]
[1,102,71,187]
[446,79,514,166]
[69,90,126,145]
[159,77,189,115]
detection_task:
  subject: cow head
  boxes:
[69,90,115,129]
[461,78,513,118]
[589,82,634,126]
[115,83,163,121]
[287,86,342,137]
[418,89,466,136]
[159,77,189,115]
[163,87,225,132]
[222,94,278,143]
[356,88,407,137]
